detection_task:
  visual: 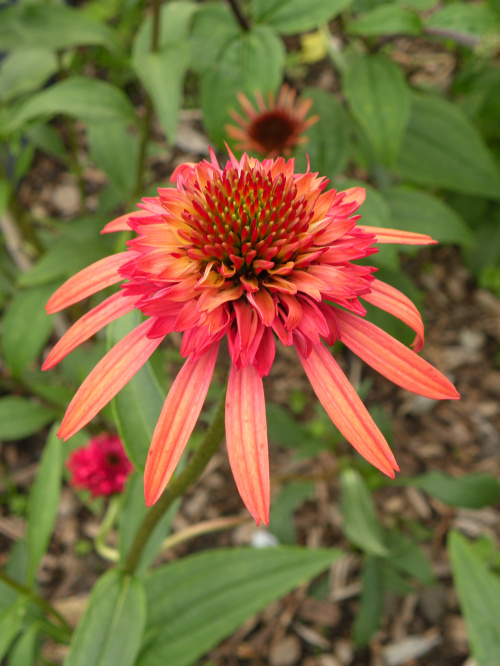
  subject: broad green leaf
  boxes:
[190,4,240,73]
[0,397,56,441]
[87,122,139,197]
[132,44,189,143]
[0,600,26,661]
[385,532,435,586]
[347,5,422,36]
[119,473,178,577]
[383,187,474,247]
[6,78,137,133]
[66,570,146,666]
[426,3,499,38]
[0,4,120,53]
[201,25,285,146]
[134,1,198,54]
[26,424,63,586]
[1,283,55,377]
[140,547,342,666]
[295,88,350,179]
[109,311,165,470]
[266,402,311,449]
[448,530,500,666]
[8,624,38,666]
[340,468,389,556]
[397,93,500,200]
[382,565,414,595]
[253,0,353,35]
[270,481,315,544]
[353,556,384,646]
[0,49,57,103]
[344,55,410,166]
[408,471,500,509]
[19,238,107,287]
[25,123,67,162]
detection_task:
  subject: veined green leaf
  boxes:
[407,471,500,509]
[254,0,353,35]
[139,547,342,666]
[0,397,56,441]
[347,5,422,36]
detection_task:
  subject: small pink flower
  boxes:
[67,434,133,497]
[45,149,459,525]
[226,84,319,157]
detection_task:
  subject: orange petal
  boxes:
[337,310,460,400]
[144,344,219,506]
[58,319,163,440]
[358,226,437,245]
[46,253,129,314]
[361,279,424,352]
[42,293,138,370]
[226,365,270,526]
[298,344,398,477]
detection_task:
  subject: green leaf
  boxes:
[408,471,500,509]
[119,473,178,577]
[383,187,474,248]
[190,4,240,74]
[201,25,285,146]
[132,44,189,143]
[8,624,38,666]
[87,122,139,197]
[66,570,146,666]
[26,424,63,586]
[344,55,410,166]
[0,397,56,441]
[133,1,198,54]
[6,78,137,133]
[347,5,422,36]
[0,49,58,103]
[448,530,500,666]
[0,4,121,53]
[1,283,55,377]
[295,88,350,179]
[266,402,311,449]
[353,556,384,646]
[0,599,26,661]
[340,468,389,556]
[384,531,435,586]
[397,93,500,200]
[426,3,499,38]
[140,547,342,666]
[253,0,354,35]
[109,311,165,470]
[269,481,315,544]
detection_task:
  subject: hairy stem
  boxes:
[123,387,227,574]
[227,0,250,31]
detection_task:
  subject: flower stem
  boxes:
[94,495,122,562]
[0,569,72,636]
[123,387,227,574]
[133,0,163,203]
[227,0,250,31]
[160,514,250,553]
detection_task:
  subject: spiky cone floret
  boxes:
[44,148,459,525]
[226,84,319,158]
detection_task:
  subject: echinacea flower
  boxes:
[67,434,133,497]
[226,84,319,157]
[44,149,459,525]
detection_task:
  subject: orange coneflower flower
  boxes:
[226,84,319,157]
[44,149,459,525]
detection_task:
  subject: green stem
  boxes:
[0,569,72,636]
[123,387,227,574]
[94,495,122,562]
[133,0,163,203]
[227,0,250,31]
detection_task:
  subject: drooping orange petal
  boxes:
[42,293,138,370]
[225,365,270,526]
[336,310,459,399]
[144,344,219,506]
[101,211,139,233]
[361,279,424,352]
[46,253,129,314]
[298,344,398,477]
[358,227,437,245]
[58,319,163,441]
